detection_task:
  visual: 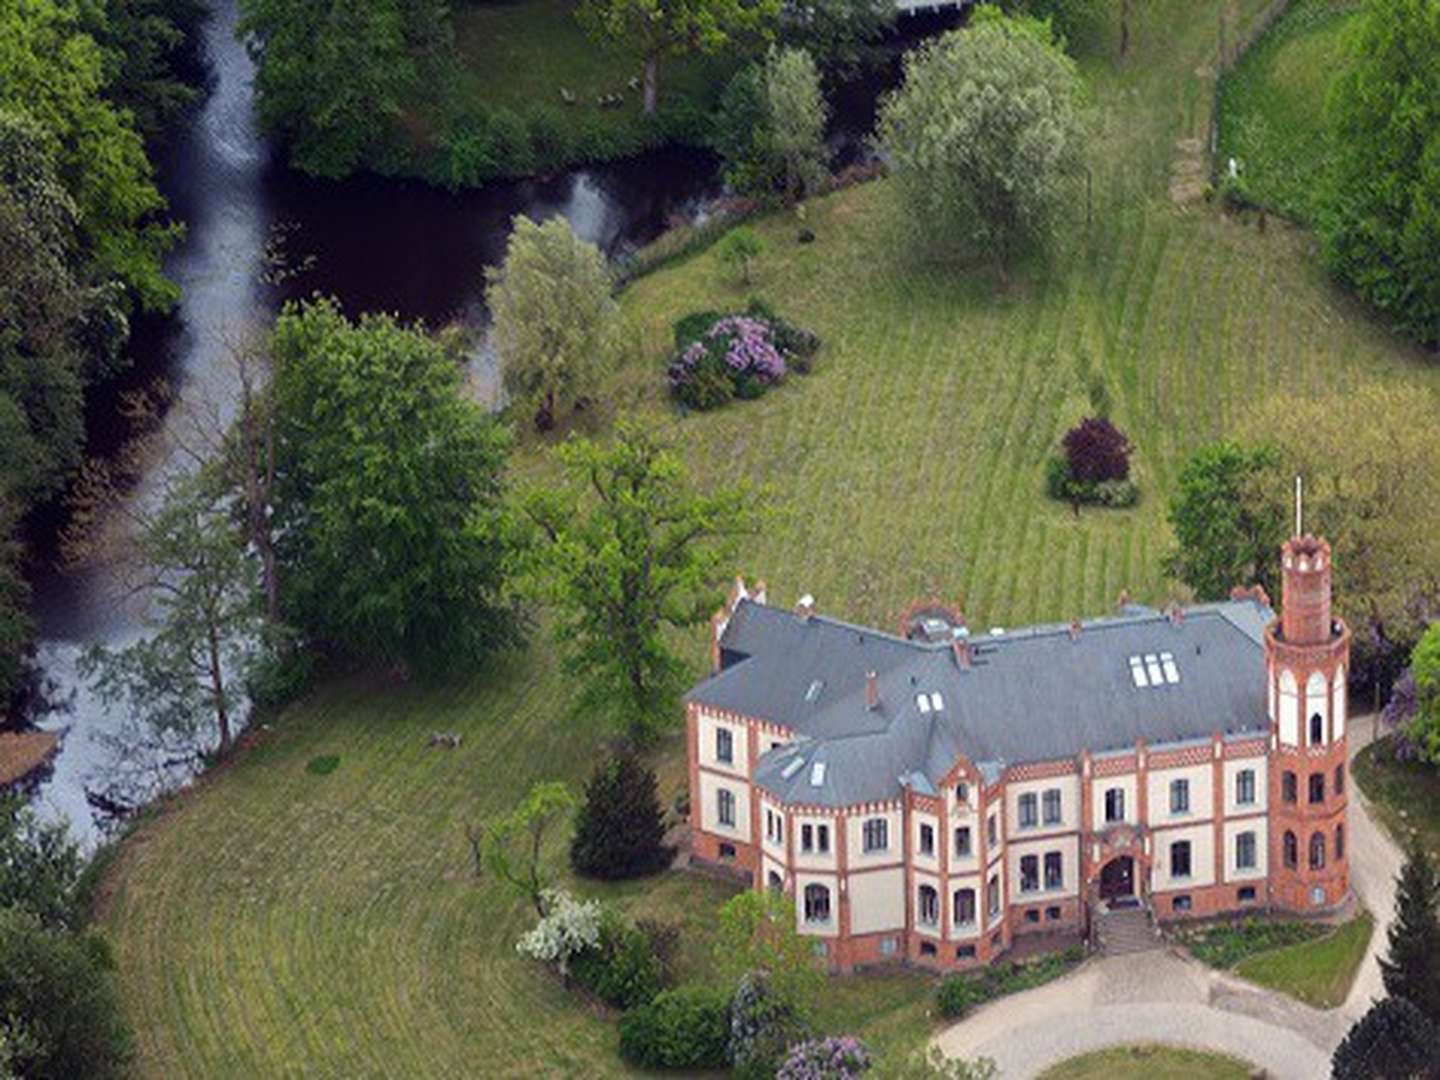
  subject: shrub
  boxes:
[617,985,731,1070]
[305,755,339,776]
[674,310,727,349]
[515,889,603,977]
[937,945,1084,1018]
[936,973,988,1019]
[667,309,820,409]
[778,1036,873,1079]
[571,909,667,1009]
[728,970,810,1078]
[571,752,672,880]
[1062,416,1132,483]
[716,227,765,286]
[1045,457,1139,508]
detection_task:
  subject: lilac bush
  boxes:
[667,310,808,410]
[777,1036,873,1079]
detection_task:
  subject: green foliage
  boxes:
[714,47,827,203]
[0,796,83,934]
[485,214,621,430]
[570,908,670,1009]
[83,0,210,145]
[1332,996,1440,1080]
[876,9,1087,268]
[996,0,1104,52]
[0,507,31,708]
[883,1046,999,1080]
[711,891,824,1012]
[570,752,672,880]
[1408,625,1440,766]
[1381,847,1440,1023]
[935,945,1084,1019]
[777,0,894,75]
[1176,917,1326,969]
[0,906,133,1080]
[728,969,810,1079]
[1318,0,1440,344]
[268,297,524,672]
[480,781,577,917]
[1044,457,1138,508]
[520,421,759,743]
[617,984,731,1070]
[1165,441,1284,602]
[716,226,765,285]
[238,0,455,177]
[305,755,339,776]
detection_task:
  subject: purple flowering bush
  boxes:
[667,306,818,410]
[777,1036,873,1079]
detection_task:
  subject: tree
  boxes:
[81,0,210,145]
[0,505,31,710]
[577,0,781,115]
[1061,416,1131,484]
[479,781,578,917]
[521,421,760,744]
[875,9,1086,269]
[765,46,828,204]
[777,0,894,76]
[0,795,82,934]
[1318,0,1440,345]
[1409,624,1440,765]
[716,226,765,286]
[570,752,672,880]
[268,298,523,672]
[711,891,824,1010]
[1165,441,1284,602]
[728,970,810,1079]
[238,0,455,177]
[80,469,264,758]
[485,215,621,431]
[1380,847,1440,1024]
[1332,996,1440,1080]
[0,907,132,1080]
[997,0,1104,52]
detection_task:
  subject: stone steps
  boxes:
[1095,906,1162,956]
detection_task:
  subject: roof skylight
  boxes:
[805,679,824,702]
[1129,652,1180,688]
[930,691,944,711]
[809,762,826,787]
[1129,656,1148,688]
[1145,654,1163,685]
[781,756,805,780]
[916,694,932,714]
[1160,651,1180,684]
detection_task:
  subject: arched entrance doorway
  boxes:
[1099,856,1135,901]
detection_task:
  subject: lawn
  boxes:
[1231,911,1374,1008]
[1354,737,1440,860]
[1216,0,1360,220]
[1039,1044,1254,1079]
[97,2,1440,1077]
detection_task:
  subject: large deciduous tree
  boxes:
[268,298,522,673]
[521,422,759,744]
[1408,625,1440,765]
[875,8,1086,270]
[764,46,828,204]
[485,215,621,431]
[777,0,894,76]
[1165,441,1284,603]
[577,0,781,115]
[1318,0,1440,346]
[1380,847,1440,1022]
[712,891,824,1010]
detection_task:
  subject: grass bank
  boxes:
[1231,911,1373,1008]
[98,2,1438,1076]
[1354,737,1440,858]
[1216,0,1360,219]
[1039,1044,1254,1079]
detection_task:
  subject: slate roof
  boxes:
[687,596,1274,808]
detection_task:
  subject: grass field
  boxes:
[1216,0,1359,220]
[98,2,1440,1077]
[1038,1044,1254,1079]
[1231,911,1373,1008]
[1354,738,1440,859]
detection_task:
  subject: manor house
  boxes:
[685,534,1350,972]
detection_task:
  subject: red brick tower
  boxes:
[1266,535,1350,911]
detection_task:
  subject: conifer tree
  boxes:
[1381,847,1440,1024]
[1331,996,1439,1080]
[570,753,672,880]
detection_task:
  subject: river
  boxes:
[23,0,956,843]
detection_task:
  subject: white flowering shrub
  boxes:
[516,888,604,975]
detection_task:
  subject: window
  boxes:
[816,824,830,854]
[1044,851,1063,890]
[954,889,976,925]
[801,824,813,852]
[1172,895,1192,912]
[954,826,973,858]
[1170,840,1192,879]
[1235,769,1256,806]
[1309,773,1325,804]
[1310,832,1326,870]
[1334,764,1345,795]
[1046,906,1062,921]
[718,788,735,827]
[918,885,939,925]
[767,871,783,895]
[1020,855,1039,893]
[1018,793,1038,829]
[862,818,888,853]
[1336,824,1344,860]
[1043,788,1062,826]
[1282,771,1297,804]
[919,823,935,857]
[956,945,977,960]
[767,812,782,845]
[1025,909,1040,923]
[987,874,1001,917]
[1104,787,1125,823]
[719,842,736,860]
[812,941,828,958]
[956,782,970,804]
[920,941,937,957]
[716,727,733,764]
[1284,830,1298,869]
[1170,779,1190,815]
[1238,886,1257,903]
[880,937,899,957]
[987,814,998,847]
[1310,712,1324,746]
[1236,831,1257,870]
[803,883,831,923]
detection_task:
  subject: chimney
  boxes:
[1167,603,1184,628]
[1116,589,1131,612]
[795,594,816,619]
[1068,618,1082,642]
[865,670,879,709]
[753,579,767,606]
[951,638,972,670]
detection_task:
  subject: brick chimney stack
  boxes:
[865,670,879,709]
[952,638,972,669]
[1280,535,1333,645]
[1068,618,1082,642]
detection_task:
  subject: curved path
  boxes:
[933,718,1402,1079]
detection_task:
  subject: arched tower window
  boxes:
[1307,671,1328,745]
[1335,824,1345,861]
[803,883,830,923]
[918,885,939,926]
[1283,831,1298,869]
[1309,832,1326,870]
[1309,713,1324,746]
[768,871,783,895]
[1279,670,1299,746]
[1335,666,1348,739]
